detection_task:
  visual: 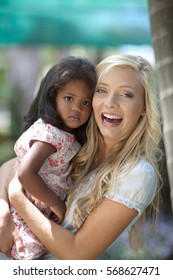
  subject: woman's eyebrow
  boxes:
[97,82,108,86]
[119,85,135,90]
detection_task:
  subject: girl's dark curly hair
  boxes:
[23,56,97,145]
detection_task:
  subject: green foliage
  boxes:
[100,216,173,260]
[0,135,15,166]
[0,50,12,108]
[0,0,150,47]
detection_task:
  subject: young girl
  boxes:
[9,56,96,259]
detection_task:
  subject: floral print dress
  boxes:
[10,118,81,259]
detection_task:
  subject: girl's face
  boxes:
[56,80,92,130]
[92,66,145,149]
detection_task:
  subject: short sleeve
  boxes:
[30,119,76,151]
[15,118,78,154]
[104,159,157,217]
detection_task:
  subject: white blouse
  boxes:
[61,158,157,233]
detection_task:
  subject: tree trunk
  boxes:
[7,47,40,139]
[148,0,173,209]
[8,46,40,118]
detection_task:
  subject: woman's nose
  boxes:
[105,94,120,108]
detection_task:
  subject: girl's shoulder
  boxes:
[21,118,80,151]
[32,118,76,141]
[32,118,58,132]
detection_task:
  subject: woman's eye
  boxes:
[96,88,107,94]
[64,96,73,102]
[121,92,133,98]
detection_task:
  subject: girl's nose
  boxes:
[71,103,81,112]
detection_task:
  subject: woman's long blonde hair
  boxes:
[67,54,163,251]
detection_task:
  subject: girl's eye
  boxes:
[82,100,91,107]
[120,92,133,98]
[64,96,73,102]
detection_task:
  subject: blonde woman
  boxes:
[0,54,162,260]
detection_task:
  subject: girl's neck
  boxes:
[63,125,75,135]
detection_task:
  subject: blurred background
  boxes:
[0,0,172,259]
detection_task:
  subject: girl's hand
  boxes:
[50,199,66,224]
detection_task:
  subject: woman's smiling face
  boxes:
[92,66,145,148]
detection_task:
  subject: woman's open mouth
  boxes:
[101,113,122,125]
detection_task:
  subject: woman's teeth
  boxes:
[103,113,122,120]
[101,113,122,124]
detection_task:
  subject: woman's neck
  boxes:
[91,149,110,170]
[103,139,125,157]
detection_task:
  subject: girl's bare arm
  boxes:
[17,141,66,222]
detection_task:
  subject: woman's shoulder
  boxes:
[128,158,156,177]
[118,158,157,192]
[105,158,157,214]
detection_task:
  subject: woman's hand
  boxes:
[0,208,23,257]
[0,158,24,257]
[6,174,25,258]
